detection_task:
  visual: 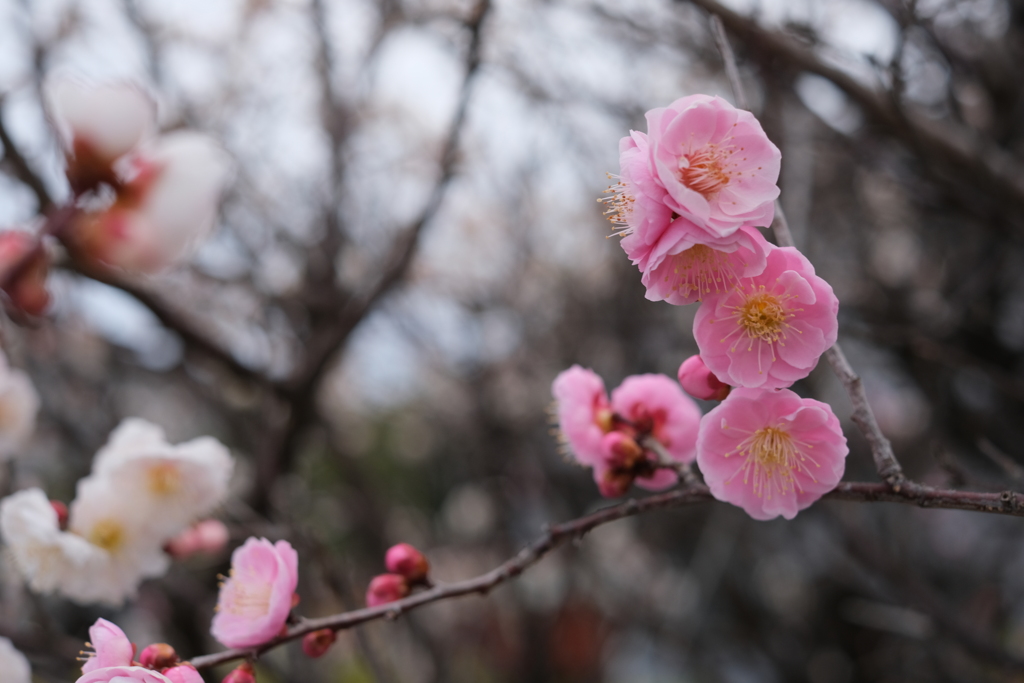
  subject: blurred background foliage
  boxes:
[2,0,1024,681]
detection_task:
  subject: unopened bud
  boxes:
[601,431,644,470]
[677,355,730,401]
[0,231,50,316]
[139,642,178,669]
[222,662,256,683]
[596,468,633,499]
[385,543,430,584]
[302,628,337,658]
[50,500,69,529]
[165,519,230,558]
[366,573,409,607]
[162,665,203,683]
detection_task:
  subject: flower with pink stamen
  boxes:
[81,618,134,673]
[647,95,781,235]
[210,537,299,649]
[697,388,848,520]
[608,374,702,490]
[623,221,769,305]
[694,245,838,390]
[551,366,614,467]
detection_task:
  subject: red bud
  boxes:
[302,628,337,658]
[139,642,178,669]
[366,573,409,607]
[384,543,430,584]
[222,662,256,683]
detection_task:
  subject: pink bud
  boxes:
[139,643,178,669]
[50,500,69,529]
[596,468,634,498]
[384,543,430,584]
[222,662,256,683]
[366,573,409,607]
[302,628,337,658]
[162,665,203,683]
[165,519,230,558]
[601,432,644,469]
[0,231,50,316]
[677,355,730,401]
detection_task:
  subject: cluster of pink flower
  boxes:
[556,95,849,520]
[0,79,231,318]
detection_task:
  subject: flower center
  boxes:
[725,425,818,499]
[147,462,181,495]
[665,244,738,299]
[222,570,273,618]
[680,145,733,196]
[88,519,125,552]
[734,289,789,343]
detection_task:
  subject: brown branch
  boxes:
[687,0,1024,218]
[188,478,1024,669]
[709,12,907,487]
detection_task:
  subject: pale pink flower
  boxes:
[72,132,232,273]
[76,666,172,683]
[551,366,613,466]
[694,245,839,390]
[677,355,730,401]
[210,537,299,648]
[623,222,769,305]
[697,388,848,520]
[81,619,134,673]
[609,374,702,490]
[647,95,780,235]
[602,131,673,242]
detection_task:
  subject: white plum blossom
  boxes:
[0,353,40,460]
[90,418,234,536]
[0,636,32,683]
[73,132,233,273]
[0,488,97,595]
[45,78,155,164]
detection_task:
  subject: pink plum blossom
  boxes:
[602,131,673,242]
[646,95,780,235]
[76,667,172,683]
[623,222,769,305]
[677,355,730,401]
[82,619,134,673]
[694,245,839,390]
[551,366,613,466]
[697,388,848,520]
[210,537,299,649]
[609,374,702,490]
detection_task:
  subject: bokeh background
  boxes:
[2,0,1024,681]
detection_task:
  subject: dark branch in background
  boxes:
[0,98,53,212]
[252,0,493,509]
[709,13,907,488]
[189,478,1024,669]
[688,0,1024,222]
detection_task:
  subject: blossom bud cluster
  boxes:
[0,418,233,604]
[552,368,701,497]
[366,543,432,609]
[554,95,849,520]
[0,78,231,318]
[73,618,202,683]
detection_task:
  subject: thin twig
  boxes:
[709,13,907,487]
[187,478,1024,669]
